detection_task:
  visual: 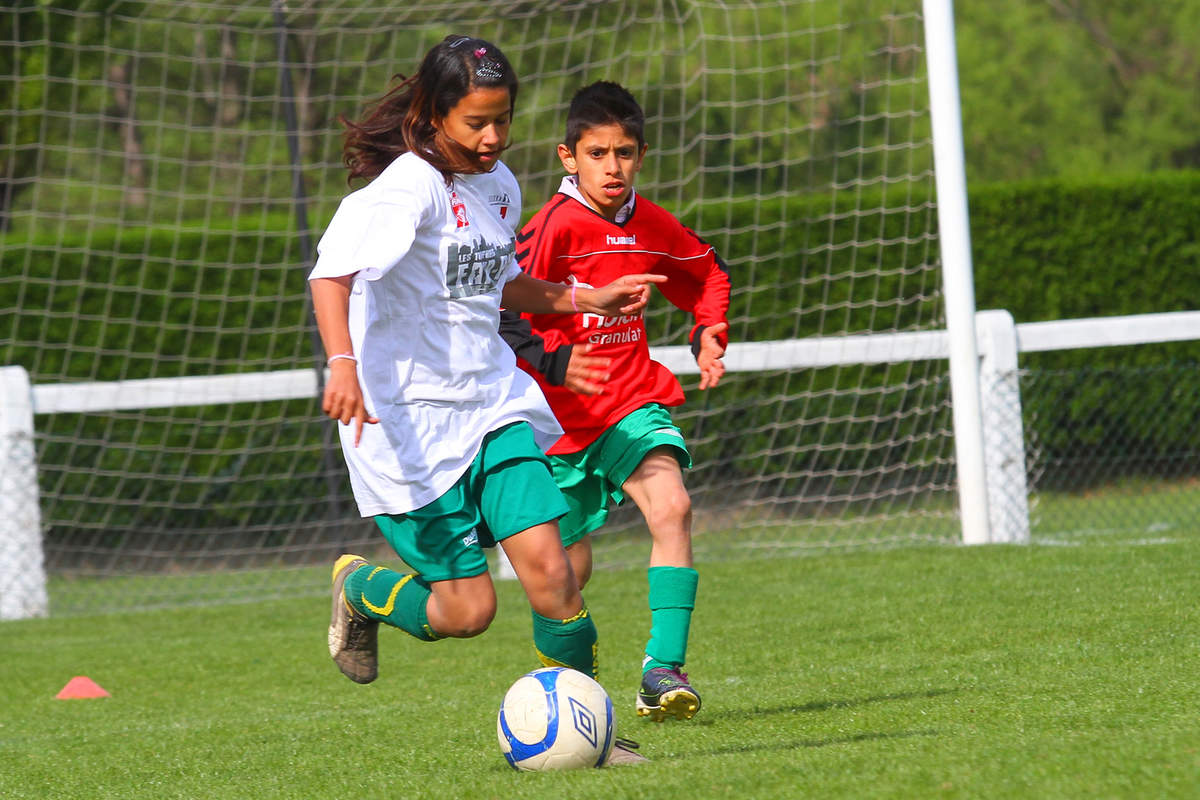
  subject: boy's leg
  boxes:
[547,451,607,590]
[621,448,702,720]
[565,535,594,589]
[621,448,693,569]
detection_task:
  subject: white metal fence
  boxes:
[6,308,1199,618]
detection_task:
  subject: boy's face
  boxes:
[557,123,647,222]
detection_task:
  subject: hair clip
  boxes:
[474,47,487,58]
[476,59,503,80]
[448,36,471,48]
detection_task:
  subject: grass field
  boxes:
[3,531,1198,799]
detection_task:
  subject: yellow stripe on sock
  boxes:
[533,645,599,678]
[559,605,590,625]
[361,573,413,617]
[534,646,570,669]
[332,553,366,581]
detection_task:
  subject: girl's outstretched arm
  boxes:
[501,271,667,316]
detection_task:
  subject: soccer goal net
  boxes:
[2,0,955,617]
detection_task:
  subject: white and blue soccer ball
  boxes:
[497,666,614,771]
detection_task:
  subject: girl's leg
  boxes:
[344,560,497,638]
[425,574,497,637]
[501,522,598,678]
[500,520,581,617]
[330,557,497,685]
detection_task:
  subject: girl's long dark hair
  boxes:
[341,35,518,184]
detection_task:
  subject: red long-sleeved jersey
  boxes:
[509,186,731,454]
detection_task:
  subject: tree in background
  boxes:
[2,3,104,230]
[955,0,1200,183]
[4,1,1200,231]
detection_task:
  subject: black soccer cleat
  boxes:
[636,667,701,721]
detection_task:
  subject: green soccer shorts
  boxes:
[550,404,692,547]
[373,421,568,581]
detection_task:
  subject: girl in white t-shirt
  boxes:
[309,35,663,698]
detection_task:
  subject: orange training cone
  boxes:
[55,676,111,699]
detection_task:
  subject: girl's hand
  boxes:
[322,361,379,446]
[583,273,667,316]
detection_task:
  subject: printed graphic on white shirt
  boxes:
[446,235,516,298]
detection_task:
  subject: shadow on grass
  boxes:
[701,727,940,757]
[694,687,959,725]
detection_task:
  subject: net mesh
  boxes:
[0,0,954,616]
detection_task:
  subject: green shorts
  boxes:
[550,404,692,547]
[373,422,568,582]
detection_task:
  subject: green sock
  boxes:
[346,564,441,641]
[531,605,599,679]
[644,566,699,672]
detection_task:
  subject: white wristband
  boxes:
[327,353,357,366]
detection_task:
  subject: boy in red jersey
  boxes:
[500,81,730,722]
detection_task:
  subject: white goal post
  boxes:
[0,365,47,620]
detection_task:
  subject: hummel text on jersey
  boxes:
[606,234,636,246]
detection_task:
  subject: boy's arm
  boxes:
[684,240,732,353]
[694,321,728,390]
[499,309,614,395]
[689,247,731,389]
[654,225,731,375]
[650,224,731,339]
[498,309,573,386]
[500,198,616,395]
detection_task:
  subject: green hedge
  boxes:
[5,172,1199,531]
[970,172,1200,481]
[0,213,316,382]
[971,171,1200,322]
[674,171,1200,488]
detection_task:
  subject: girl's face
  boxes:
[435,86,512,167]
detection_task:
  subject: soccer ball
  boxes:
[497,666,614,771]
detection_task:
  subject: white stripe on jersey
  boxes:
[559,247,715,262]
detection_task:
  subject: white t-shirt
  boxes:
[309,152,563,517]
